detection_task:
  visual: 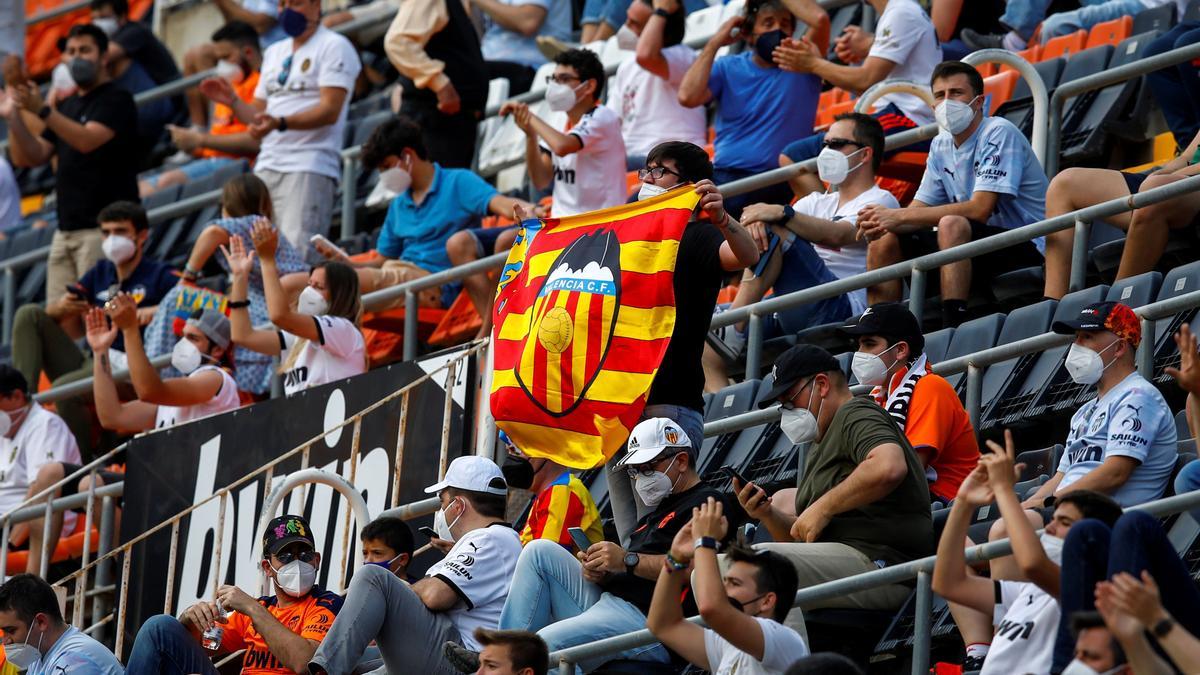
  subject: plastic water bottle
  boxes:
[201,601,227,651]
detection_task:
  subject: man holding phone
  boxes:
[11,201,175,453]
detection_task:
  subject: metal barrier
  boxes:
[549,488,1200,673]
[1045,40,1200,177]
[961,49,1051,169]
[41,341,479,659]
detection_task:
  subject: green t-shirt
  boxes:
[793,397,935,566]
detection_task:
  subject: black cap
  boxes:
[840,302,925,355]
[758,344,842,407]
[1050,301,1141,347]
[262,515,316,556]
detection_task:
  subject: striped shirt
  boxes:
[520,472,604,549]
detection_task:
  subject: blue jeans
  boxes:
[581,0,705,30]
[126,615,221,675]
[1001,0,1133,40]
[1175,459,1200,522]
[1145,22,1200,148]
[606,403,704,544]
[499,539,671,672]
[1040,0,1145,41]
[1054,511,1200,672]
[766,238,855,336]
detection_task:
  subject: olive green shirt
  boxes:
[793,397,935,566]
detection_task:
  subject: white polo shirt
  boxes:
[254,26,361,180]
[278,316,367,395]
[154,366,241,429]
[980,580,1060,675]
[0,403,81,516]
[425,522,523,650]
[541,106,628,217]
[867,0,941,125]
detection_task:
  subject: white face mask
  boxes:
[270,559,317,597]
[934,95,980,135]
[297,286,330,317]
[172,338,204,374]
[780,381,822,445]
[379,164,412,195]
[851,343,900,387]
[633,455,679,508]
[102,234,137,264]
[637,182,669,201]
[434,497,464,542]
[93,16,119,36]
[545,81,583,112]
[215,59,245,85]
[616,24,639,51]
[0,404,29,438]
[1061,660,1122,675]
[816,146,865,186]
[4,622,43,671]
[1064,340,1119,386]
[1039,531,1064,565]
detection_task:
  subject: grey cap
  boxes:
[187,309,231,349]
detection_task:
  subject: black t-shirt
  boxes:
[646,220,725,412]
[114,21,182,85]
[78,256,178,350]
[601,481,731,613]
[43,83,139,231]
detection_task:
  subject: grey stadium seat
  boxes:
[1152,261,1200,385]
[941,313,1006,392]
[977,299,1058,431]
[923,327,954,365]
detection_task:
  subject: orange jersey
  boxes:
[520,472,604,549]
[199,71,261,160]
[221,587,342,674]
[876,365,980,502]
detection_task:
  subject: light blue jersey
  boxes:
[915,116,1048,251]
[1058,371,1177,506]
[33,626,124,675]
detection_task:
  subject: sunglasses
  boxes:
[822,138,862,151]
[277,54,294,87]
[637,165,682,181]
[274,549,318,565]
[545,74,581,85]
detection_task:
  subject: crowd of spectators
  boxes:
[2,0,1200,672]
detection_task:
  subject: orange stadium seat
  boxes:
[983,70,1019,112]
[1041,30,1088,61]
[428,291,484,346]
[1085,15,1132,49]
[5,526,100,572]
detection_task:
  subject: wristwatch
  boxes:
[1152,617,1175,638]
[37,105,52,120]
[781,204,796,222]
[694,536,719,551]
[277,115,288,132]
[623,551,640,574]
[652,8,671,17]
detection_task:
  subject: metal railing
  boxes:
[1046,40,1200,177]
[549,488,1200,674]
[40,341,479,659]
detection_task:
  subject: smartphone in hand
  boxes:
[567,527,592,553]
[418,526,438,539]
[309,234,350,260]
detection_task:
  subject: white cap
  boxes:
[617,417,693,467]
[424,456,509,495]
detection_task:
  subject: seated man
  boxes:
[648,498,809,674]
[775,0,941,196]
[704,112,898,389]
[841,302,979,504]
[22,302,241,573]
[931,435,1123,675]
[859,61,1046,328]
[141,20,264,196]
[677,0,828,218]
[308,456,522,674]
[361,516,415,579]
[474,628,549,675]
[963,0,1161,51]
[1021,302,1177,509]
[127,514,343,674]
[606,0,707,168]
[499,431,605,549]
[735,344,933,632]
[499,48,628,217]
[310,115,531,310]
[1042,129,1200,299]
[1065,611,1131,675]
[0,573,123,674]
[12,200,176,452]
[447,417,733,672]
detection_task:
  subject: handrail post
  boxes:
[341,153,358,239]
[0,518,10,579]
[3,266,15,345]
[39,496,54,578]
[1138,317,1154,379]
[403,289,418,361]
[965,364,982,434]
[92,496,115,636]
[1069,217,1089,293]
[911,571,933,675]
[908,267,926,326]
[745,313,763,381]
[962,49,1049,171]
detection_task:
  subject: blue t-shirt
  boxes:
[1058,371,1177,506]
[915,115,1048,251]
[32,625,124,675]
[709,51,820,173]
[376,164,498,273]
[78,255,177,351]
[481,0,572,68]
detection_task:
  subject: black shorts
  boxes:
[897,219,1044,293]
[59,463,125,512]
[1122,170,1200,230]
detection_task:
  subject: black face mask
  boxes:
[728,592,766,614]
[69,57,99,88]
[754,30,785,64]
[502,455,536,490]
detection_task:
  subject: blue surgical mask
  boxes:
[279,7,310,37]
[365,552,405,574]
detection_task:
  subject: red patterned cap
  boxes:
[1051,301,1141,348]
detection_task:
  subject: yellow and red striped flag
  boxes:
[490,186,701,469]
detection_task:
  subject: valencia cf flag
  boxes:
[490,186,702,469]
